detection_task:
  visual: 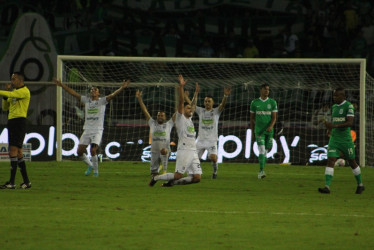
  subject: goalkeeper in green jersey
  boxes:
[318,88,365,194]
[250,83,278,179]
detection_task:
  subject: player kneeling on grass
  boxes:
[136,90,175,176]
[54,78,130,177]
[318,88,364,194]
[149,75,202,187]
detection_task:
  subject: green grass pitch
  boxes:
[0,161,373,249]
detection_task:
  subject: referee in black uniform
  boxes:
[0,72,31,189]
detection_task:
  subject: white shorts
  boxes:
[79,130,103,146]
[150,152,161,174]
[175,150,202,175]
[150,151,170,174]
[196,140,218,158]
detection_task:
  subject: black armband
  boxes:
[2,97,7,100]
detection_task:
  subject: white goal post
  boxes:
[56,56,371,167]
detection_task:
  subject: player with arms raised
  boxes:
[136,90,176,176]
[149,74,201,187]
[192,87,231,179]
[54,78,130,176]
[250,83,277,179]
[318,87,364,194]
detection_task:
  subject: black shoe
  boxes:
[318,187,330,194]
[0,181,16,189]
[149,177,157,187]
[212,173,217,179]
[161,180,174,187]
[20,182,32,189]
[355,185,365,194]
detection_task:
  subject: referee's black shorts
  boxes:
[7,117,27,148]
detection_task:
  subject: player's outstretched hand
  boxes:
[178,74,187,86]
[53,77,62,87]
[195,82,200,93]
[122,79,130,88]
[224,86,232,96]
[136,90,142,98]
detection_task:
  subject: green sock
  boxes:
[259,154,265,171]
[325,174,333,186]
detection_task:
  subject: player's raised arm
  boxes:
[218,86,232,112]
[53,78,81,101]
[106,79,130,102]
[190,82,199,114]
[184,90,192,104]
[178,74,187,114]
[136,90,151,121]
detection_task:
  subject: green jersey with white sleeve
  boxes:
[250,97,278,135]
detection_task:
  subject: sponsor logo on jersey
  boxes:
[202,119,213,125]
[333,117,346,122]
[256,111,271,115]
[153,131,166,137]
[187,126,195,133]
[87,108,99,114]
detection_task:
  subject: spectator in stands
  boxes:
[282,26,299,57]
[243,38,259,58]
[347,30,367,58]
[343,1,359,37]
[225,31,240,57]
[312,103,331,129]
[217,45,230,58]
[197,39,215,57]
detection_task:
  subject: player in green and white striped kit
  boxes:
[250,84,277,179]
[318,88,364,194]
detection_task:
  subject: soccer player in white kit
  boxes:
[54,78,130,176]
[136,90,175,176]
[149,74,201,187]
[193,87,231,179]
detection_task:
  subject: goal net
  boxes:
[56,56,372,167]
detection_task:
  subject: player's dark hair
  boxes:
[12,72,24,81]
[334,87,345,96]
[205,95,214,101]
[260,83,269,89]
[184,102,191,107]
[91,86,100,93]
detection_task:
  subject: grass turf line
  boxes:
[0,161,373,249]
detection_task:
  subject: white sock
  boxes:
[174,176,193,185]
[80,153,92,166]
[91,155,98,173]
[352,166,361,176]
[160,154,168,172]
[325,167,334,176]
[155,173,174,181]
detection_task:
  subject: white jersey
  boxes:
[176,112,196,151]
[195,106,222,142]
[81,96,108,130]
[148,118,174,152]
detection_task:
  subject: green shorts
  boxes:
[255,132,273,150]
[327,140,355,160]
